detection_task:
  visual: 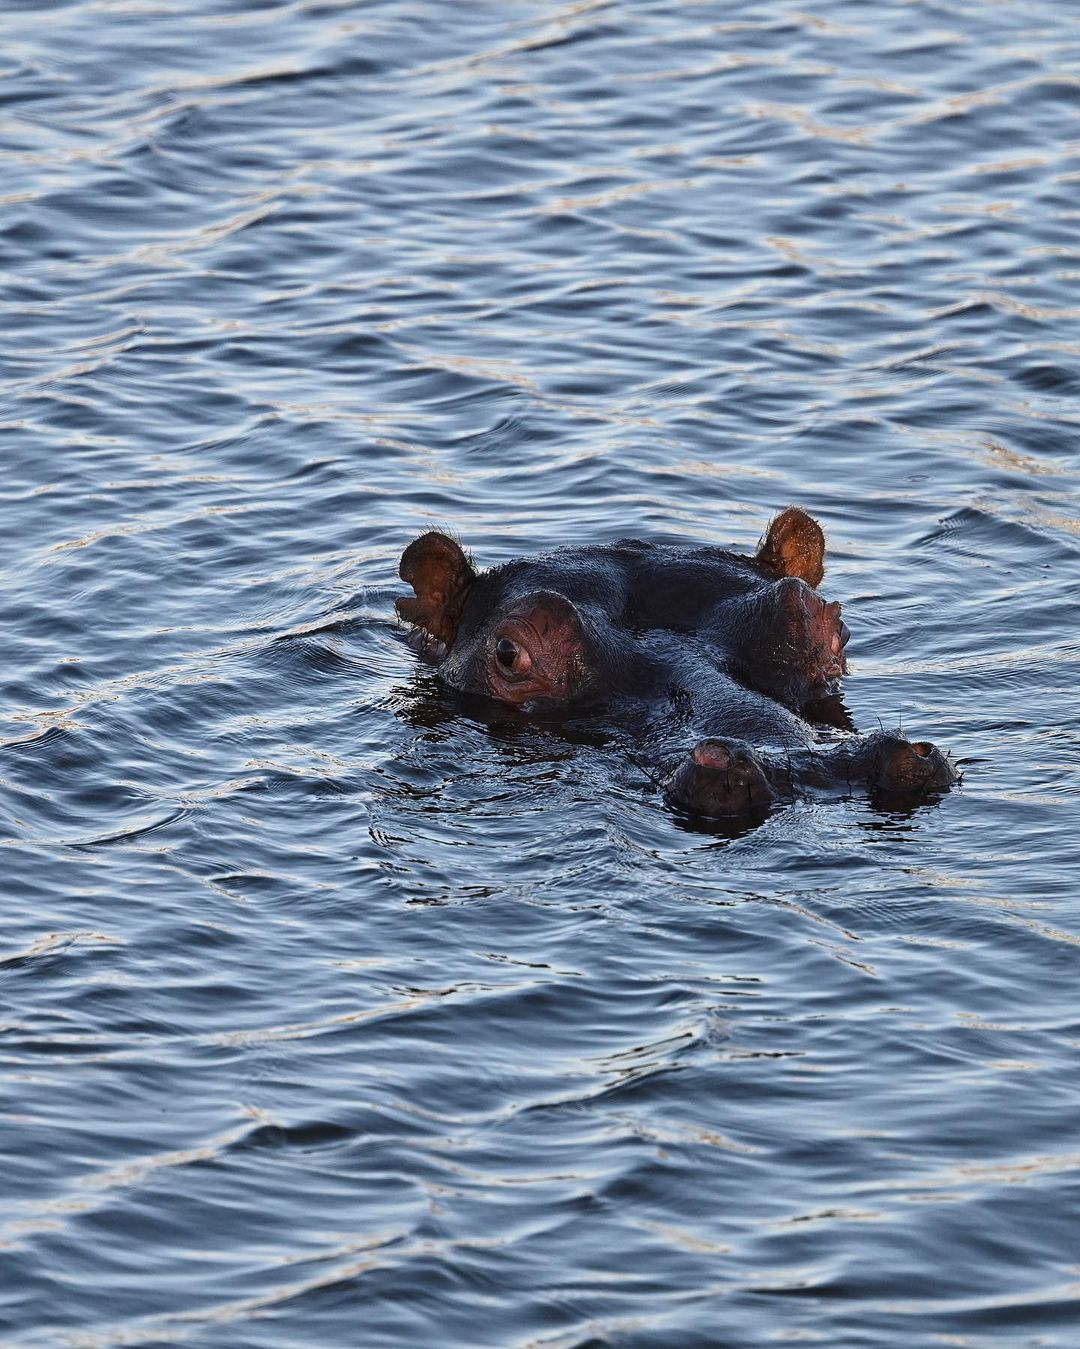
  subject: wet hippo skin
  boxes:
[396,509,957,819]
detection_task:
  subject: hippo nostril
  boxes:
[912,741,933,758]
[693,742,733,770]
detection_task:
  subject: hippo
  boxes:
[395,509,957,820]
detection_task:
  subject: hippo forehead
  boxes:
[462,540,766,629]
[486,549,632,610]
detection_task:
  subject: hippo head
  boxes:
[396,532,600,709]
[396,508,832,713]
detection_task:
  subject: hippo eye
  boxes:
[493,636,532,678]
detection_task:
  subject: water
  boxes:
[2,1,1079,1344]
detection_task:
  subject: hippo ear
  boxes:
[396,532,477,647]
[756,507,826,588]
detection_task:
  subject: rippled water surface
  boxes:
[3,1,1080,1344]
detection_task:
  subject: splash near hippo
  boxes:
[396,509,957,821]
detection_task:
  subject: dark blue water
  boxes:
[3,2,1079,1344]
